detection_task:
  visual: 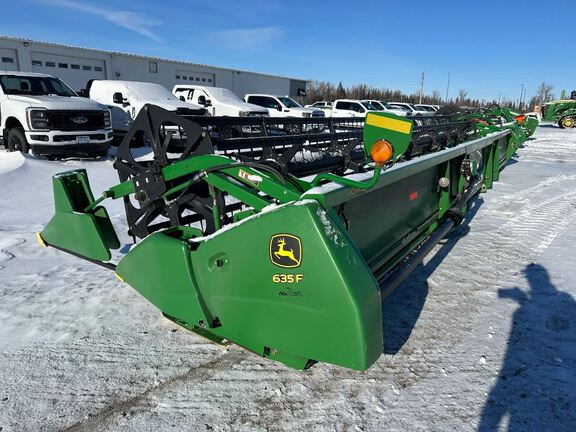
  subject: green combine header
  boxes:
[39,106,532,370]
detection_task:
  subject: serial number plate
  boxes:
[76,136,90,144]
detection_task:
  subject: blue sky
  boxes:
[3,0,571,102]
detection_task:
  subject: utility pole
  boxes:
[519,84,524,111]
[419,72,424,104]
[445,71,450,102]
[521,88,527,111]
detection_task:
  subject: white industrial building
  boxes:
[0,35,307,97]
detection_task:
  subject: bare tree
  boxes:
[336,82,346,99]
[304,80,488,107]
[535,82,554,105]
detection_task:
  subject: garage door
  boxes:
[30,52,106,92]
[0,48,19,71]
[175,69,215,86]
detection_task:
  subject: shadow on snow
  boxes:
[479,263,576,431]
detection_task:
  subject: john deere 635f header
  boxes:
[39,106,531,370]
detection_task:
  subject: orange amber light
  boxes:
[370,140,394,166]
[514,115,526,124]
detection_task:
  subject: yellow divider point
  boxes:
[36,232,47,248]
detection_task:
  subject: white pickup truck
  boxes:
[88,80,207,139]
[387,102,431,116]
[363,100,408,117]
[173,85,268,117]
[244,94,325,118]
[0,72,113,156]
[330,99,379,118]
[305,101,333,116]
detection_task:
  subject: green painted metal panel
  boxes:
[115,201,383,370]
[116,230,213,327]
[41,170,119,261]
[363,112,414,162]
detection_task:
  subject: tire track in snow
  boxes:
[0,237,25,270]
[61,349,245,432]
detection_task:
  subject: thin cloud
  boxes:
[210,27,284,50]
[35,0,162,42]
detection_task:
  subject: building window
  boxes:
[32,60,42,66]
[71,64,80,70]
[45,61,55,67]
[94,66,103,72]
[175,75,181,79]
[1,57,14,63]
[207,78,212,83]
[182,76,187,80]
[83,65,92,71]
[195,77,200,81]
[149,61,158,73]
[201,78,206,82]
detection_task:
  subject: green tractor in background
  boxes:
[541,92,576,128]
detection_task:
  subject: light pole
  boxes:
[519,84,524,111]
[445,71,450,102]
[521,87,527,110]
[419,72,424,104]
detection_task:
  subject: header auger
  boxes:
[39,105,531,370]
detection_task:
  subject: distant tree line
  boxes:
[302,80,561,112]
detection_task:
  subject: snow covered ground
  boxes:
[1,125,576,431]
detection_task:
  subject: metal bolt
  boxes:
[134,191,147,202]
[438,177,450,188]
[201,131,207,138]
[271,349,278,356]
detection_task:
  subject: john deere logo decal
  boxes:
[270,234,302,268]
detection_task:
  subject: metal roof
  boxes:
[0,71,54,77]
[0,35,307,82]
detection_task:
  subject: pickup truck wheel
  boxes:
[7,128,30,153]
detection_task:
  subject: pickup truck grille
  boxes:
[48,111,105,131]
[174,107,206,116]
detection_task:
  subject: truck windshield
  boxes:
[390,104,412,112]
[0,75,76,97]
[278,97,301,108]
[209,87,243,103]
[124,82,177,101]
